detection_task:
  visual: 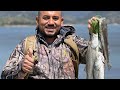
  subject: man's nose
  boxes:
[48,18,54,24]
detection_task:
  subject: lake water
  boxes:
[0,24,120,79]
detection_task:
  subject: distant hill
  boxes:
[0,11,120,26]
[80,11,120,24]
[0,11,37,19]
[0,11,37,26]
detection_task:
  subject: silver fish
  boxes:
[85,16,111,79]
[99,17,111,70]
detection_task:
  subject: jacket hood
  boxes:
[60,25,76,38]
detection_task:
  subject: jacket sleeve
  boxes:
[72,34,89,64]
[1,40,26,79]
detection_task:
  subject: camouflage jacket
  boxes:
[1,26,88,79]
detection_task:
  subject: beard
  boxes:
[37,25,61,38]
[42,32,58,38]
[39,28,60,38]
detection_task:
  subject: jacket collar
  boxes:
[35,25,76,46]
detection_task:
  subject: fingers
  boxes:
[27,48,33,58]
[88,17,99,34]
[26,47,34,64]
[22,48,34,73]
[88,19,92,30]
[88,19,93,34]
[22,63,34,73]
[88,17,94,30]
[24,55,34,65]
[22,55,34,73]
[88,17,97,25]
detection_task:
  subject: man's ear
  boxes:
[61,17,64,26]
[36,16,39,27]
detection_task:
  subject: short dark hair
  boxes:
[38,11,63,17]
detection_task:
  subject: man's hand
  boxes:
[88,17,99,48]
[22,48,34,73]
[88,16,99,34]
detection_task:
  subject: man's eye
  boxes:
[53,16,59,21]
[43,16,50,20]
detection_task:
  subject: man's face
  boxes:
[36,11,64,38]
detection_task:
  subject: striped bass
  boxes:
[85,16,111,79]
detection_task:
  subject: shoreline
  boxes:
[0,23,119,28]
[0,25,36,27]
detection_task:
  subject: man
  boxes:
[1,11,102,79]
